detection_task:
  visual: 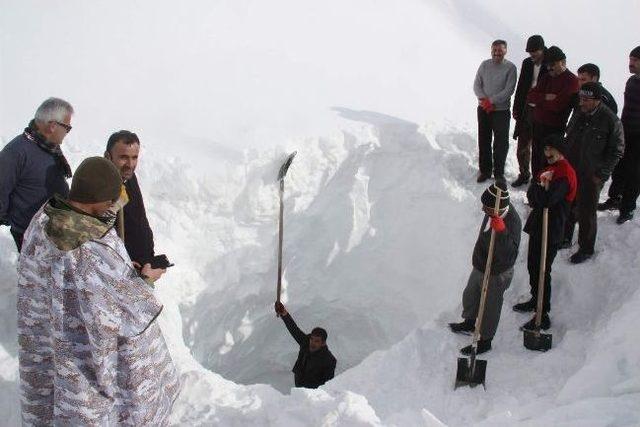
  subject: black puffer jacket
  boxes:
[282,314,336,389]
[566,104,625,180]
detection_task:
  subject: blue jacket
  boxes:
[0,133,70,233]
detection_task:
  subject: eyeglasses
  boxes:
[50,121,72,133]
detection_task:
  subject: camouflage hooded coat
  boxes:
[17,198,180,426]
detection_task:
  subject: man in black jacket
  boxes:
[512,35,548,188]
[275,302,336,389]
[0,98,74,251]
[564,82,624,263]
[573,63,618,114]
[105,130,160,270]
[449,183,521,355]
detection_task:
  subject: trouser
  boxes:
[515,105,534,178]
[462,267,513,339]
[531,122,564,178]
[10,229,23,252]
[608,132,640,213]
[564,174,604,254]
[527,235,559,313]
[478,107,510,177]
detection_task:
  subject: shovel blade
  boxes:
[454,357,487,389]
[523,330,552,351]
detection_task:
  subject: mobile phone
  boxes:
[150,254,174,269]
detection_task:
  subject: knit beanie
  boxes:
[526,35,545,52]
[543,134,567,155]
[69,157,122,203]
[579,81,603,100]
[481,182,510,211]
[631,46,640,59]
[546,46,566,63]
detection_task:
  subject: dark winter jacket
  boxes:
[566,104,625,181]
[527,69,580,129]
[472,204,521,275]
[621,75,640,136]
[570,82,618,116]
[513,56,549,126]
[116,173,155,265]
[524,159,577,247]
[0,130,69,233]
[282,314,336,389]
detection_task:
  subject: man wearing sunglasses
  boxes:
[0,97,74,251]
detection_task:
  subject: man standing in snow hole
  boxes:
[274,301,336,388]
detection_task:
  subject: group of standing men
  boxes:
[0,99,179,425]
[449,38,639,355]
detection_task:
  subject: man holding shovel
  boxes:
[274,302,336,389]
[449,183,521,355]
[514,134,577,331]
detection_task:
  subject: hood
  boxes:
[44,196,112,251]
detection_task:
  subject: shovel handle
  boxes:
[472,187,503,346]
[276,179,284,303]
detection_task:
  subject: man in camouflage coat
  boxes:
[17,157,180,425]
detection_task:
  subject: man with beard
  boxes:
[105,130,164,272]
[0,98,74,251]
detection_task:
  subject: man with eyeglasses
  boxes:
[0,97,74,251]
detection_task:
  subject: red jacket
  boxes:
[527,69,579,128]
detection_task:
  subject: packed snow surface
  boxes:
[1,1,640,426]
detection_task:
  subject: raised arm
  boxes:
[275,302,308,347]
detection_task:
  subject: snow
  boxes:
[1,1,640,426]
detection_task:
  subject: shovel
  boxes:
[276,152,297,315]
[455,187,502,389]
[523,207,552,351]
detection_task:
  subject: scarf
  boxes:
[24,120,72,178]
[536,158,577,202]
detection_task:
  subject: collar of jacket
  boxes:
[44,195,114,251]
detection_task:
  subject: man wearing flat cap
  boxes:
[527,46,580,178]
[563,82,624,263]
[599,46,640,224]
[512,35,548,188]
[17,157,180,425]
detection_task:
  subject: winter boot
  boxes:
[520,313,551,331]
[616,210,634,224]
[513,298,536,313]
[570,250,593,264]
[460,338,492,355]
[448,319,475,335]
[511,174,530,188]
[477,172,490,183]
[597,197,621,211]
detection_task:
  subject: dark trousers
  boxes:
[565,175,604,254]
[478,107,510,177]
[11,229,23,252]
[608,132,640,213]
[527,236,559,313]
[531,122,564,178]
[515,106,533,178]
[462,267,513,339]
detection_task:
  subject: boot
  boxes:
[448,319,475,335]
[520,313,551,331]
[513,298,536,313]
[460,338,492,355]
[597,197,621,211]
[559,238,572,250]
[477,172,490,183]
[616,210,634,224]
[511,174,530,188]
[570,250,593,264]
